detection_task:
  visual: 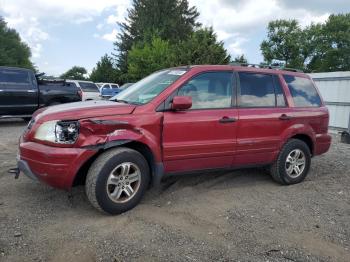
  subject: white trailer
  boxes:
[309,71,350,132]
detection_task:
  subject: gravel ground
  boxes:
[0,119,349,262]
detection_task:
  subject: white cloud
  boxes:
[188,0,337,60]
[5,16,49,58]
[0,0,346,69]
[0,0,129,59]
[106,14,119,25]
[227,37,248,56]
[0,0,125,20]
[102,29,118,42]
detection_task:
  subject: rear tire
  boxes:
[270,139,311,185]
[85,147,150,215]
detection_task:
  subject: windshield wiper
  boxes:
[112,98,129,103]
[111,98,143,105]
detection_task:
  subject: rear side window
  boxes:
[79,82,99,92]
[238,73,275,107]
[0,69,30,84]
[177,72,233,109]
[283,75,321,107]
[66,82,79,91]
[67,82,77,88]
[111,84,119,89]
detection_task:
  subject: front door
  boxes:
[162,71,238,173]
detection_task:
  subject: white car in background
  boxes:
[66,80,100,101]
[96,83,120,91]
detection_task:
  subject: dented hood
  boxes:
[34,100,136,122]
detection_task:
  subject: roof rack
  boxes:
[230,62,303,73]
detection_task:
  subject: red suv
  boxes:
[15,65,331,214]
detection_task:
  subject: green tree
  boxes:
[0,17,34,69]
[90,54,118,83]
[127,37,174,80]
[60,66,87,80]
[261,14,350,72]
[232,54,248,64]
[309,13,350,72]
[175,27,231,65]
[260,19,304,69]
[114,0,200,75]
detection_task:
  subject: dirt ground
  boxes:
[0,119,349,262]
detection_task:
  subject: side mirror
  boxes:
[171,96,192,110]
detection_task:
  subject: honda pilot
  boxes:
[14,65,331,214]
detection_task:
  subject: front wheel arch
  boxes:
[73,141,158,187]
[85,147,151,214]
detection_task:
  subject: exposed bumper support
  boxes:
[8,160,39,181]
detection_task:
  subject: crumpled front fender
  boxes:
[77,116,162,162]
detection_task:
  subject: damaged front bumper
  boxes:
[8,159,39,181]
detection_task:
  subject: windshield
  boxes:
[120,83,134,90]
[79,82,99,92]
[110,69,187,104]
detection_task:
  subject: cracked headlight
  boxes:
[35,120,79,144]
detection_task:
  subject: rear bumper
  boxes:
[18,140,96,189]
[314,133,332,155]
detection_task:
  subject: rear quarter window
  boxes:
[65,82,79,91]
[283,75,321,107]
[79,82,99,92]
[0,69,30,84]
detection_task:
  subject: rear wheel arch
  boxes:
[280,125,315,156]
[289,134,314,155]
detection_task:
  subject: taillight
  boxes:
[78,90,83,100]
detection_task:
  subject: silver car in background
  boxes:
[66,80,100,101]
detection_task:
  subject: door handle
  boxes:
[219,116,237,123]
[27,90,36,93]
[279,114,293,120]
[0,89,4,92]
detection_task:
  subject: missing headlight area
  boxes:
[55,121,79,144]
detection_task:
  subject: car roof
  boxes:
[0,66,33,72]
[66,79,95,83]
[171,64,308,77]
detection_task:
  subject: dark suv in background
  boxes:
[14,64,331,214]
[0,66,81,120]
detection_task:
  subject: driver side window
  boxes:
[177,72,234,109]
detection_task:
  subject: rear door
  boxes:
[162,71,238,173]
[235,72,292,166]
[282,75,326,135]
[0,68,38,116]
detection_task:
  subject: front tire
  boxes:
[85,147,150,215]
[270,139,311,185]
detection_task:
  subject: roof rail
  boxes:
[229,62,303,73]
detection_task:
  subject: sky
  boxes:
[0,0,349,76]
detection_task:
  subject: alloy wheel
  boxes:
[285,149,306,178]
[106,162,141,203]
